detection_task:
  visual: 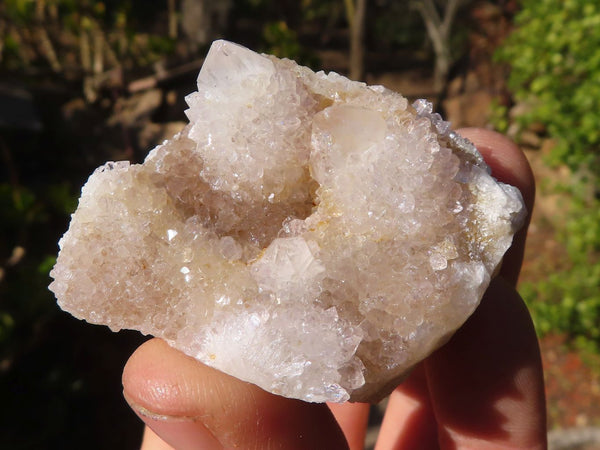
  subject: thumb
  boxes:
[122,338,349,450]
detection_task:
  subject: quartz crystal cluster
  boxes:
[49,40,526,403]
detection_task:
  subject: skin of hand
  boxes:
[122,128,547,450]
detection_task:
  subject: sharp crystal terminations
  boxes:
[49,40,526,403]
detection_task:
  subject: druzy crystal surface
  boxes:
[49,40,526,403]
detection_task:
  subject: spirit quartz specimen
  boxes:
[49,40,526,403]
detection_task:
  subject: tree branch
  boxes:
[441,0,461,38]
[344,0,355,28]
[413,0,444,57]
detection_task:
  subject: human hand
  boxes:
[122,128,547,449]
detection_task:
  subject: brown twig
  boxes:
[128,58,204,93]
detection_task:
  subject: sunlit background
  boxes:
[1,1,598,448]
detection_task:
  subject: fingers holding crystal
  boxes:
[123,338,349,450]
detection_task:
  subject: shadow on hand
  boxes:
[424,276,546,448]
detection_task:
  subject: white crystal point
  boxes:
[49,40,526,403]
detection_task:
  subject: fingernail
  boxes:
[126,397,223,450]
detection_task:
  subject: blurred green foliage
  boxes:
[262,20,301,57]
[0,170,77,348]
[261,20,320,68]
[495,0,600,170]
[0,2,177,446]
[520,199,600,352]
[496,0,600,352]
[0,128,145,448]
[0,0,176,74]
[373,2,425,50]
